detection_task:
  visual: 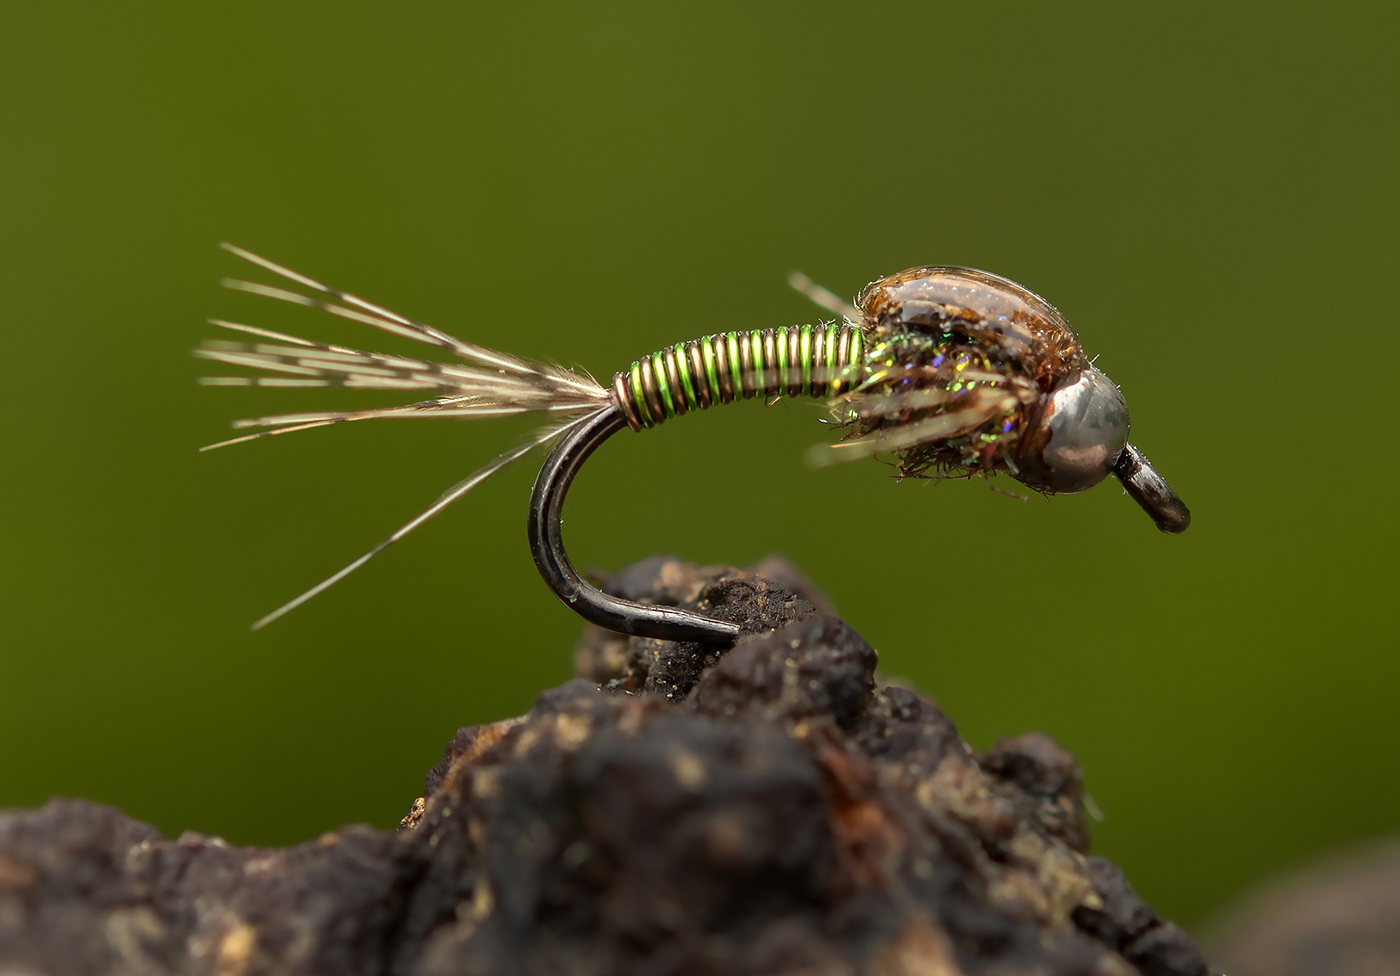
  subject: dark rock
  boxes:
[574,555,825,697]
[0,800,433,976]
[978,733,1092,853]
[1071,859,1211,976]
[1124,923,1209,976]
[691,614,876,730]
[0,556,1218,975]
[1073,857,1160,949]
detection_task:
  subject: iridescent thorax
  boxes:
[849,267,1126,494]
[858,267,1087,386]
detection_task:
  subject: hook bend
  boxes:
[527,407,743,643]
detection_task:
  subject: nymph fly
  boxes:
[199,247,1189,642]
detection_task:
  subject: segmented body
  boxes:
[611,324,864,430]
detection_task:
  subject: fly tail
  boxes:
[199,245,610,449]
[197,245,615,626]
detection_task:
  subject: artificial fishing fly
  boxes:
[199,246,1189,642]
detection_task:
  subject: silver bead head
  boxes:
[1015,366,1130,494]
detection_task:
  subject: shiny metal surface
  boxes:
[1113,442,1191,533]
[1017,366,1130,493]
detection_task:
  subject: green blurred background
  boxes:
[1,0,1395,935]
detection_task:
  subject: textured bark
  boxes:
[0,557,1215,976]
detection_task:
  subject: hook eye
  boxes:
[1113,443,1190,533]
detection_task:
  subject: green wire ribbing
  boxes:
[651,353,676,418]
[629,362,654,427]
[750,331,765,397]
[846,333,863,394]
[674,342,698,410]
[776,327,790,394]
[726,332,742,398]
[701,336,721,404]
[799,325,813,396]
[618,323,864,429]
